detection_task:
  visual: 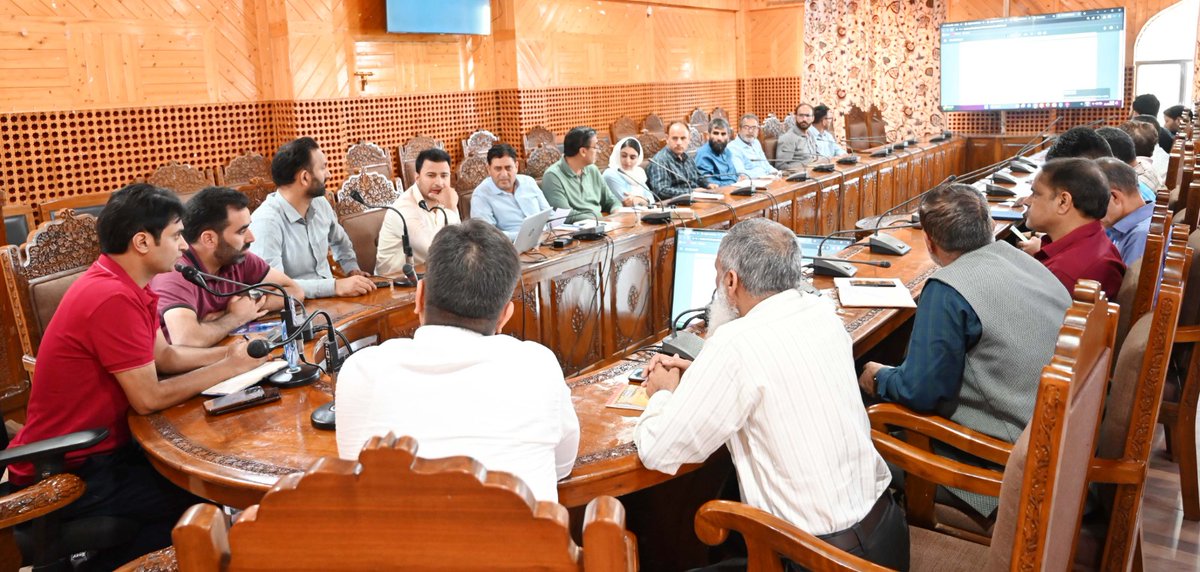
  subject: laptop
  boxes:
[668,228,852,329]
[512,208,555,254]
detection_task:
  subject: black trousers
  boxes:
[693,491,910,572]
[17,443,205,570]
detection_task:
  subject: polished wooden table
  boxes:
[130,137,970,510]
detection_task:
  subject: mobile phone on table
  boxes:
[203,385,281,416]
[628,367,647,383]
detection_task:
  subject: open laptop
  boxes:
[668,228,852,329]
[512,208,555,254]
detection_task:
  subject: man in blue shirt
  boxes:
[728,114,779,179]
[807,104,846,158]
[694,117,743,187]
[1097,157,1155,266]
[470,144,550,241]
[858,183,1070,518]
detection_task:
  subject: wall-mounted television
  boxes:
[386,0,491,35]
[940,8,1125,112]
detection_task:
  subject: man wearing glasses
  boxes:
[728,113,780,179]
[541,126,618,223]
[776,103,820,170]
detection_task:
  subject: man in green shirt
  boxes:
[541,126,617,223]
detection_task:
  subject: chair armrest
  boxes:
[583,496,637,572]
[871,430,1003,497]
[867,403,1012,466]
[0,428,108,478]
[1175,325,1200,343]
[113,546,177,572]
[694,500,889,572]
[0,473,85,529]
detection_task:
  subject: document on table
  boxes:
[201,360,288,396]
[731,178,776,190]
[834,278,916,308]
[690,191,725,201]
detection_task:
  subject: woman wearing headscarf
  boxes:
[602,137,654,207]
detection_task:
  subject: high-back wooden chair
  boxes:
[1089,234,1190,570]
[2,203,35,247]
[760,114,786,162]
[455,154,488,219]
[167,434,637,571]
[219,152,270,188]
[845,105,872,151]
[610,116,638,144]
[695,282,1117,572]
[641,113,666,140]
[234,179,275,213]
[462,130,499,160]
[346,141,393,180]
[148,161,215,203]
[526,144,562,181]
[867,104,888,143]
[0,211,100,381]
[334,172,398,277]
[523,126,556,153]
[37,193,108,222]
[594,136,613,171]
[335,172,398,218]
[399,136,445,189]
[688,108,709,134]
[686,124,705,154]
[711,107,729,122]
[1158,224,1200,522]
[1114,205,1172,351]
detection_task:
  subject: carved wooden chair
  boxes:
[235,179,275,213]
[594,136,613,172]
[335,172,399,218]
[0,210,100,382]
[455,155,489,219]
[462,130,499,160]
[524,126,557,154]
[1114,205,1173,352]
[399,136,445,189]
[641,113,666,140]
[219,152,270,188]
[635,133,661,158]
[1086,233,1190,571]
[37,193,108,222]
[711,107,729,122]
[696,282,1117,571]
[525,144,562,181]
[867,104,888,144]
[688,108,710,134]
[844,105,872,152]
[1158,224,1200,522]
[346,141,393,180]
[157,434,637,571]
[148,161,215,203]
[2,202,34,247]
[760,114,786,162]
[610,116,638,144]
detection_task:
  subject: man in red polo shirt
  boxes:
[150,186,304,347]
[1017,158,1126,298]
[8,183,265,568]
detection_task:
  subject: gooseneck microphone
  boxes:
[175,264,320,388]
[810,222,921,277]
[349,190,418,287]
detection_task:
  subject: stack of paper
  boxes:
[201,360,288,396]
[834,278,916,308]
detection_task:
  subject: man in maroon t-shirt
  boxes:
[8,184,265,568]
[151,187,304,347]
[1018,158,1126,298]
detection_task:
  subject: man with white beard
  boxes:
[633,218,909,570]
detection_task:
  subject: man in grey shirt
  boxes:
[249,137,376,298]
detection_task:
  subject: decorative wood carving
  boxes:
[688,108,710,132]
[686,124,705,153]
[594,136,613,172]
[611,250,652,352]
[859,171,878,220]
[0,473,84,526]
[336,172,398,218]
[760,114,786,139]
[523,126,555,152]
[551,265,603,375]
[399,136,446,189]
[462,130,499,159]
[455,155,489,195]
[642,114,665,136]
[525,145,562,180]
[118,547,178,572]
[236,179,275,213]
[222,152,269,188]
[148,161,214,198]
[346,141,392,178]
[636,133,661,158]
[711,107,729,122]
[610,117,638,143]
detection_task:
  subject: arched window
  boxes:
[1133,0,1199,110]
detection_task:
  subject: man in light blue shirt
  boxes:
[694,118,743,187]
[1097,158,1154,265]
[471,144,550,240]
[807,104,846,158]
[728,113,779,179]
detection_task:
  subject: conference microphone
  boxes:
[866,175,957,255]
[929,130,954,143]
[806,257,893,278]
[811,222,921,277]
[349,190,418,287]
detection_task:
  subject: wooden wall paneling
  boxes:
[607,241,656,357]
[512,0,654,89]
[651,5,738,83]
[503,278,542,344]
[543,260,605,376]
[908,153,927,203]
[861,167,880,219]
[744,7,805,79]
[891,154,911,205]
[795,189,820,235]
[284,0,351,100]
[841,174,862,230]
[965,136,1000,176]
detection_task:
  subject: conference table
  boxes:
[129,136,976,511]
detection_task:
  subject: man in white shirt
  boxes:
[807,104,846,158]
[727,113,779,179]
[377,148,462,271]
[634,218,907,569]
[337,219,579,502]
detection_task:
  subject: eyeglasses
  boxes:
[741,125,760,130]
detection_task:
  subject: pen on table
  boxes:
[851,280,898,288]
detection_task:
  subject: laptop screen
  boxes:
[668,228,853,328]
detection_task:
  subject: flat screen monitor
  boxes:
[668,229,852,329]
[940,8,1125,112]
[386,0,491,35]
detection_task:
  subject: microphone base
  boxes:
[571,228,607,241]
[641,211,673,224]
[1009,160,1036,173]
[868,234,911,256]
[811,259,858,278]
[812,164,837,173]
[836,155,860,165]
[730,188,754,197]
[311,401,336,430]
[266,364,321,389]
[985,183,1018,197]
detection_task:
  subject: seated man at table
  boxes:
[1131,93,1174,153]
[378,147,462,270]
[1097,157,1155,266]
[151,187,305,347]
[541,126,618,223]
[471,143,550,241]
[648,122,717,200]
[808,104,846,158]
[1095,127,1155,202]
[1118,120,1167,190]
[1044,126,1112,161]
[775,103,819,170]
[1018,158,1126,298]
[694,117,743,187]
[8,183,266,568]
[635,218,907,570]
[336,219,579,502]
[859,184,1070,518]
[728,113,779,179]
[249,136,376,299]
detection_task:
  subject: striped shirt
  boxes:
[634,289,891,535]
